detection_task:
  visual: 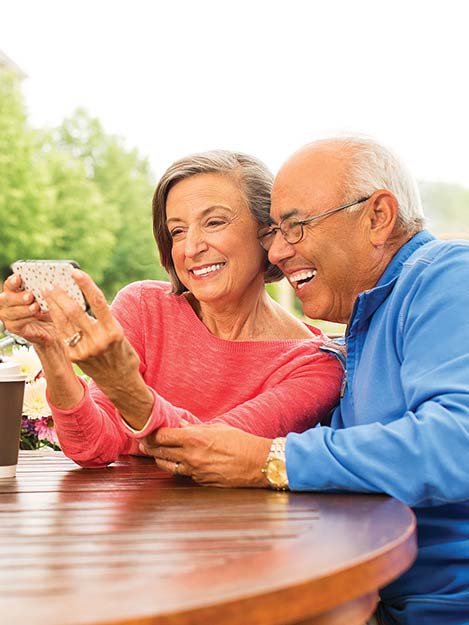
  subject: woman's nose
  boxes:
[184,226,208,258]
[268,230,295,266]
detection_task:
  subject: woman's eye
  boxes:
[169,228,185,239]
[206,218,227,228]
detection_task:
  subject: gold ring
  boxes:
[64,331,83,347]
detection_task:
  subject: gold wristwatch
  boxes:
[262,437,289,490]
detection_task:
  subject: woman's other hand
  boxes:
[0,274,58,346]
[43,270,154,429]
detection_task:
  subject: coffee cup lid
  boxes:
[0,360,27,382]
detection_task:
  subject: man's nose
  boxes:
[268,230,296,266]
[185,226,208,257]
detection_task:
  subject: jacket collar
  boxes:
[350,230,435,326]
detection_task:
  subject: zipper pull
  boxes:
[340,369,347,398]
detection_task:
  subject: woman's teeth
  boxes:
[192,263,225,276]
[290,269,317,289]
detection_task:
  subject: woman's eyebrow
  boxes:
[166,205,232,225]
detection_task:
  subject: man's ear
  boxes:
[366,190,399,246]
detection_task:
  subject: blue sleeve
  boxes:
[286,244,469,507]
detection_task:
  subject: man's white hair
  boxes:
[321,136,425,233]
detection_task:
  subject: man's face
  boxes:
[269,147,376,324]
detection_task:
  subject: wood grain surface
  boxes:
[0,451,416,625]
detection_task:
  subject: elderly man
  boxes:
[142,137,469,625]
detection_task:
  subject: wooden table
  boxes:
[0,451,416,625]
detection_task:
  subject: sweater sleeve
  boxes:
[48,377,135,468]
[285,246,469,507]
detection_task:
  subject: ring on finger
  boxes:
[64,330,83,347]
[174,461,182,476]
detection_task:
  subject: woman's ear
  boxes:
[366,190,399,247]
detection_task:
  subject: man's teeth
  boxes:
[192,263,225,276]
[289,269,317,289]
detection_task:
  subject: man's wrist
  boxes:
[262,437,289,490]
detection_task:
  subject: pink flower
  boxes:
[34,417,59,446]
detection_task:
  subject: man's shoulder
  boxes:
[394,237,469,290]
[390,237,469,329]
[404,236,469,268]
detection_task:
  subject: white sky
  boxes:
[1,0,468,187]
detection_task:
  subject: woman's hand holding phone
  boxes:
[0,273,58,347]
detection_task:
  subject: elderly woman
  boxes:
[0,151,341,469]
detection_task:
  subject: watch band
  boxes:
[262,437,289,490]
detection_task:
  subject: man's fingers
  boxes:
[153,457,189,477]
[141,442,188,464]
[153,426,189,447]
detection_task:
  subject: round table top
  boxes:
[0,451,416,625]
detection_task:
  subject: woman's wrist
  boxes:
[36,348,85,410]
[99,370,154,431]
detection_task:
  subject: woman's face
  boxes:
[166,173,267,306]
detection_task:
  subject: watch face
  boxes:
[266,458,288,488]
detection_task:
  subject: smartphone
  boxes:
[10,260,89,313]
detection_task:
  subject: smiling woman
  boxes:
[0,150,343,472]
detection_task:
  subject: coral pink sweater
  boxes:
[50,281,342,467]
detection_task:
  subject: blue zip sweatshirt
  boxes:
[286,231,469,625]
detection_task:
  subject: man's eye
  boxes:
[283,219,298,232]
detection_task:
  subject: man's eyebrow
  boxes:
[166,205,231,225]
[278,208,300,221]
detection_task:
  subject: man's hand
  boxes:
[140,424,273,488]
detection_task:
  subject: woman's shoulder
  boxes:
[112,280,186,314]
[267,299,323,341]
[114,280,173,301]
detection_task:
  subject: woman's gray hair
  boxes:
[152,150,283,293]
[322,136,425,233]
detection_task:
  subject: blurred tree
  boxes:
[35,136,120,285]
[0,80,166,298]
[0,72,51,277]
[53,109,167,297]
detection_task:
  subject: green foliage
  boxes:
[0,80,167,299]
[35,134,120,284]
[52,110,166,296]
[0,73,51,275]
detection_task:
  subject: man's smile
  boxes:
[287,269,317,290]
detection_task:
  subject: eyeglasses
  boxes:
[257,196,371,250]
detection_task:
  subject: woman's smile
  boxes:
[189,262,226,278]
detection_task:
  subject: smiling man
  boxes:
[143,136,469,625]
